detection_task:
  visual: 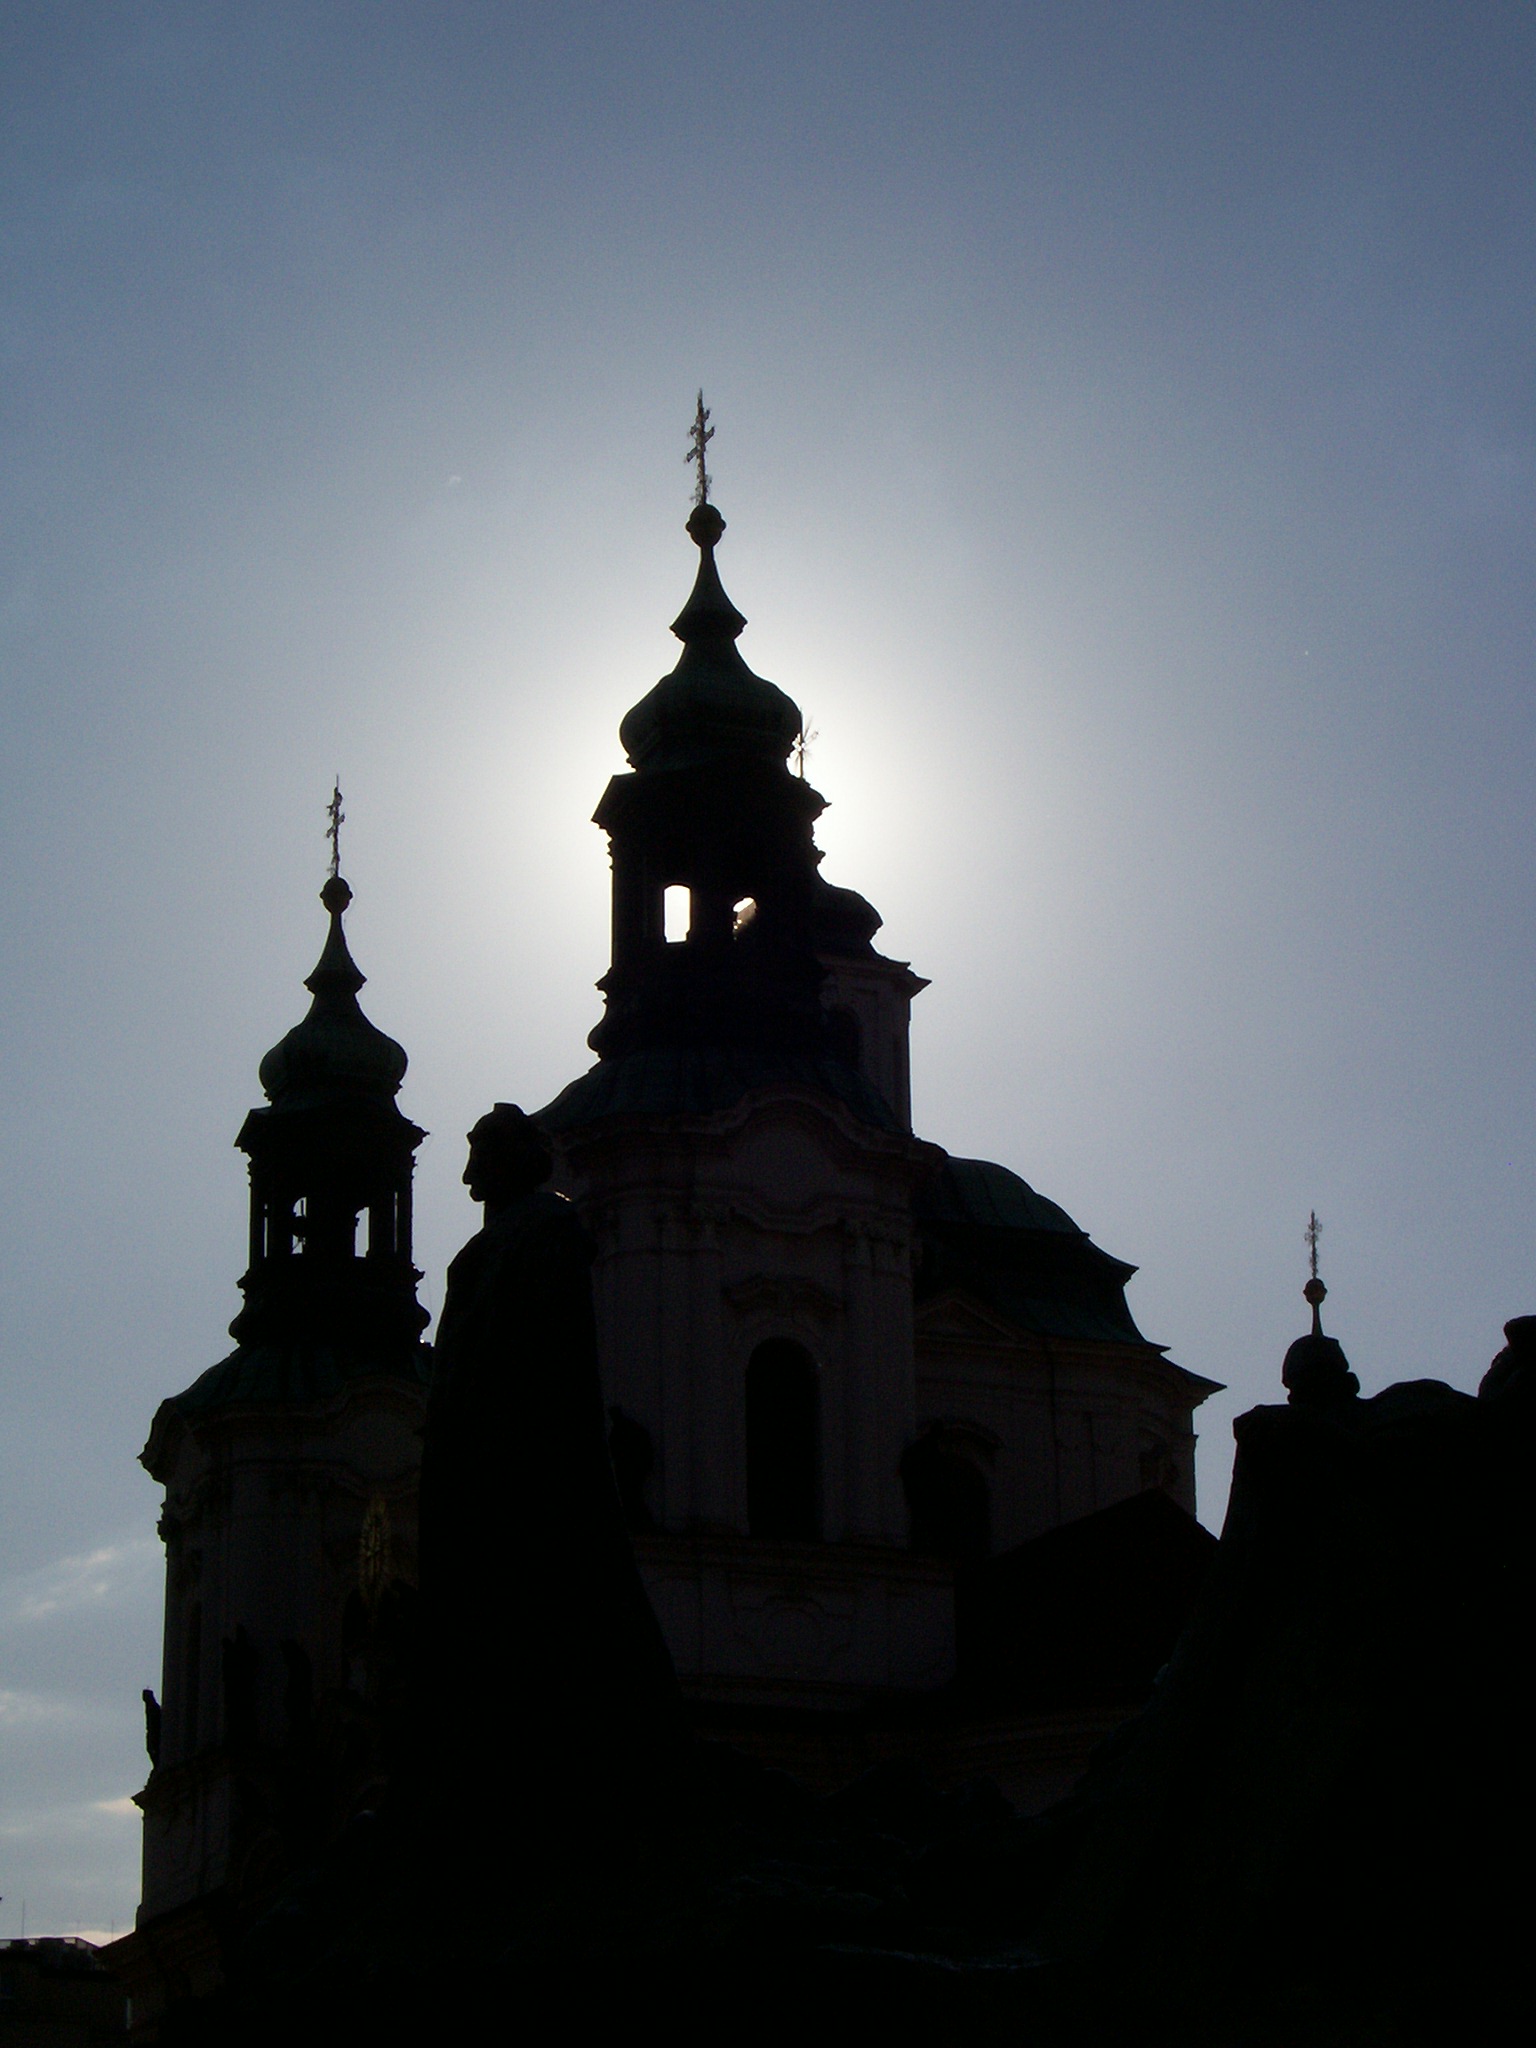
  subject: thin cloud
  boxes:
[1,1791,142,1841]
[0,1687,89,1730]
[0,1537,159,1626]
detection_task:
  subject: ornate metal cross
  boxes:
[1305,1209,1321,1282]
[326,780,345,879]
[686,390,714,506]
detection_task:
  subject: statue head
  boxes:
[463,1103,554,1210]
[1479,1315,1536,1403]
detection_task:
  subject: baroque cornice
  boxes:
[724,1272,843,1324]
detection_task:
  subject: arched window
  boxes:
[663,884,691,943]
[826,1005,862,1067]
[746,1340,819,1539]
[901,1430,992,1562]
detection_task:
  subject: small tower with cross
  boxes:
[135,800,430,1930]
[1282,1210,1360,1406]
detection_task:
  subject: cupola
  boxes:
[1280,1213,1359,1407]
[257,874,409,1105]
[219,857,428,1367]
[586,492,829,1064]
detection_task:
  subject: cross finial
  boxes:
[1303,1209,1327,1333]
[326,780,345,880]
[686,390,714,508]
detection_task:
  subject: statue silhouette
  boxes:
[418,1104,681,1831]
[141,1688,162,1767]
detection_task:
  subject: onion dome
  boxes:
[257,874,408,1106]
[915,1156,1188,1355]
[812,877,885,955]
[618,503,804,772]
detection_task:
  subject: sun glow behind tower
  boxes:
[2,1,1533,1945]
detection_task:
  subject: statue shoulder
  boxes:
[487,1188,594,1262]
[527,1189,594,1259]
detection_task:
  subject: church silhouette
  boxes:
[106,462,1532,2045]
[115,479,1215,2016]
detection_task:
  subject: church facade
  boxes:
[539,495,1216,1746]
[122,490,1216,2000]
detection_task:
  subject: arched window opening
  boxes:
[902,1430,992,1563]
[826,1005,862,1067]
[746,1340,820,1539]
[732,896,758,935]
[663,885,691,944]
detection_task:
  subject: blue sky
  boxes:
[2,2,1532,1937]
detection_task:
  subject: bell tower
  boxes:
[135,853,430,1935]
[542,487,950,1710]
[231,869,426,1363]
[591,498,827,1061]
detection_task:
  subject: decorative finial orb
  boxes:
[687,501,726,549]
[1303,1275,1327,1310]
[320,874,353,915]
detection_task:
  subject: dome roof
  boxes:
[1281,1332,1358,1404]
[1279,1258,1359,1405]
[915,1156,1163,1350]
[256,875,408,1106]
[618,503,803,773]
[918,1156,1087,1238]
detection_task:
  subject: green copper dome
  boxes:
[618,503,803,773]
[256,875,408,1106]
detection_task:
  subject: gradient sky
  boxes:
[2,1,1532,1938]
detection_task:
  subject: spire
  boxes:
[302,873,368,1006]
[300,780,367,1005]
[668,500,749,651]
[674,395,744,642]
[1281,1211,1359,1407]
[617,411,801,773]
[257,822,407,1106]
